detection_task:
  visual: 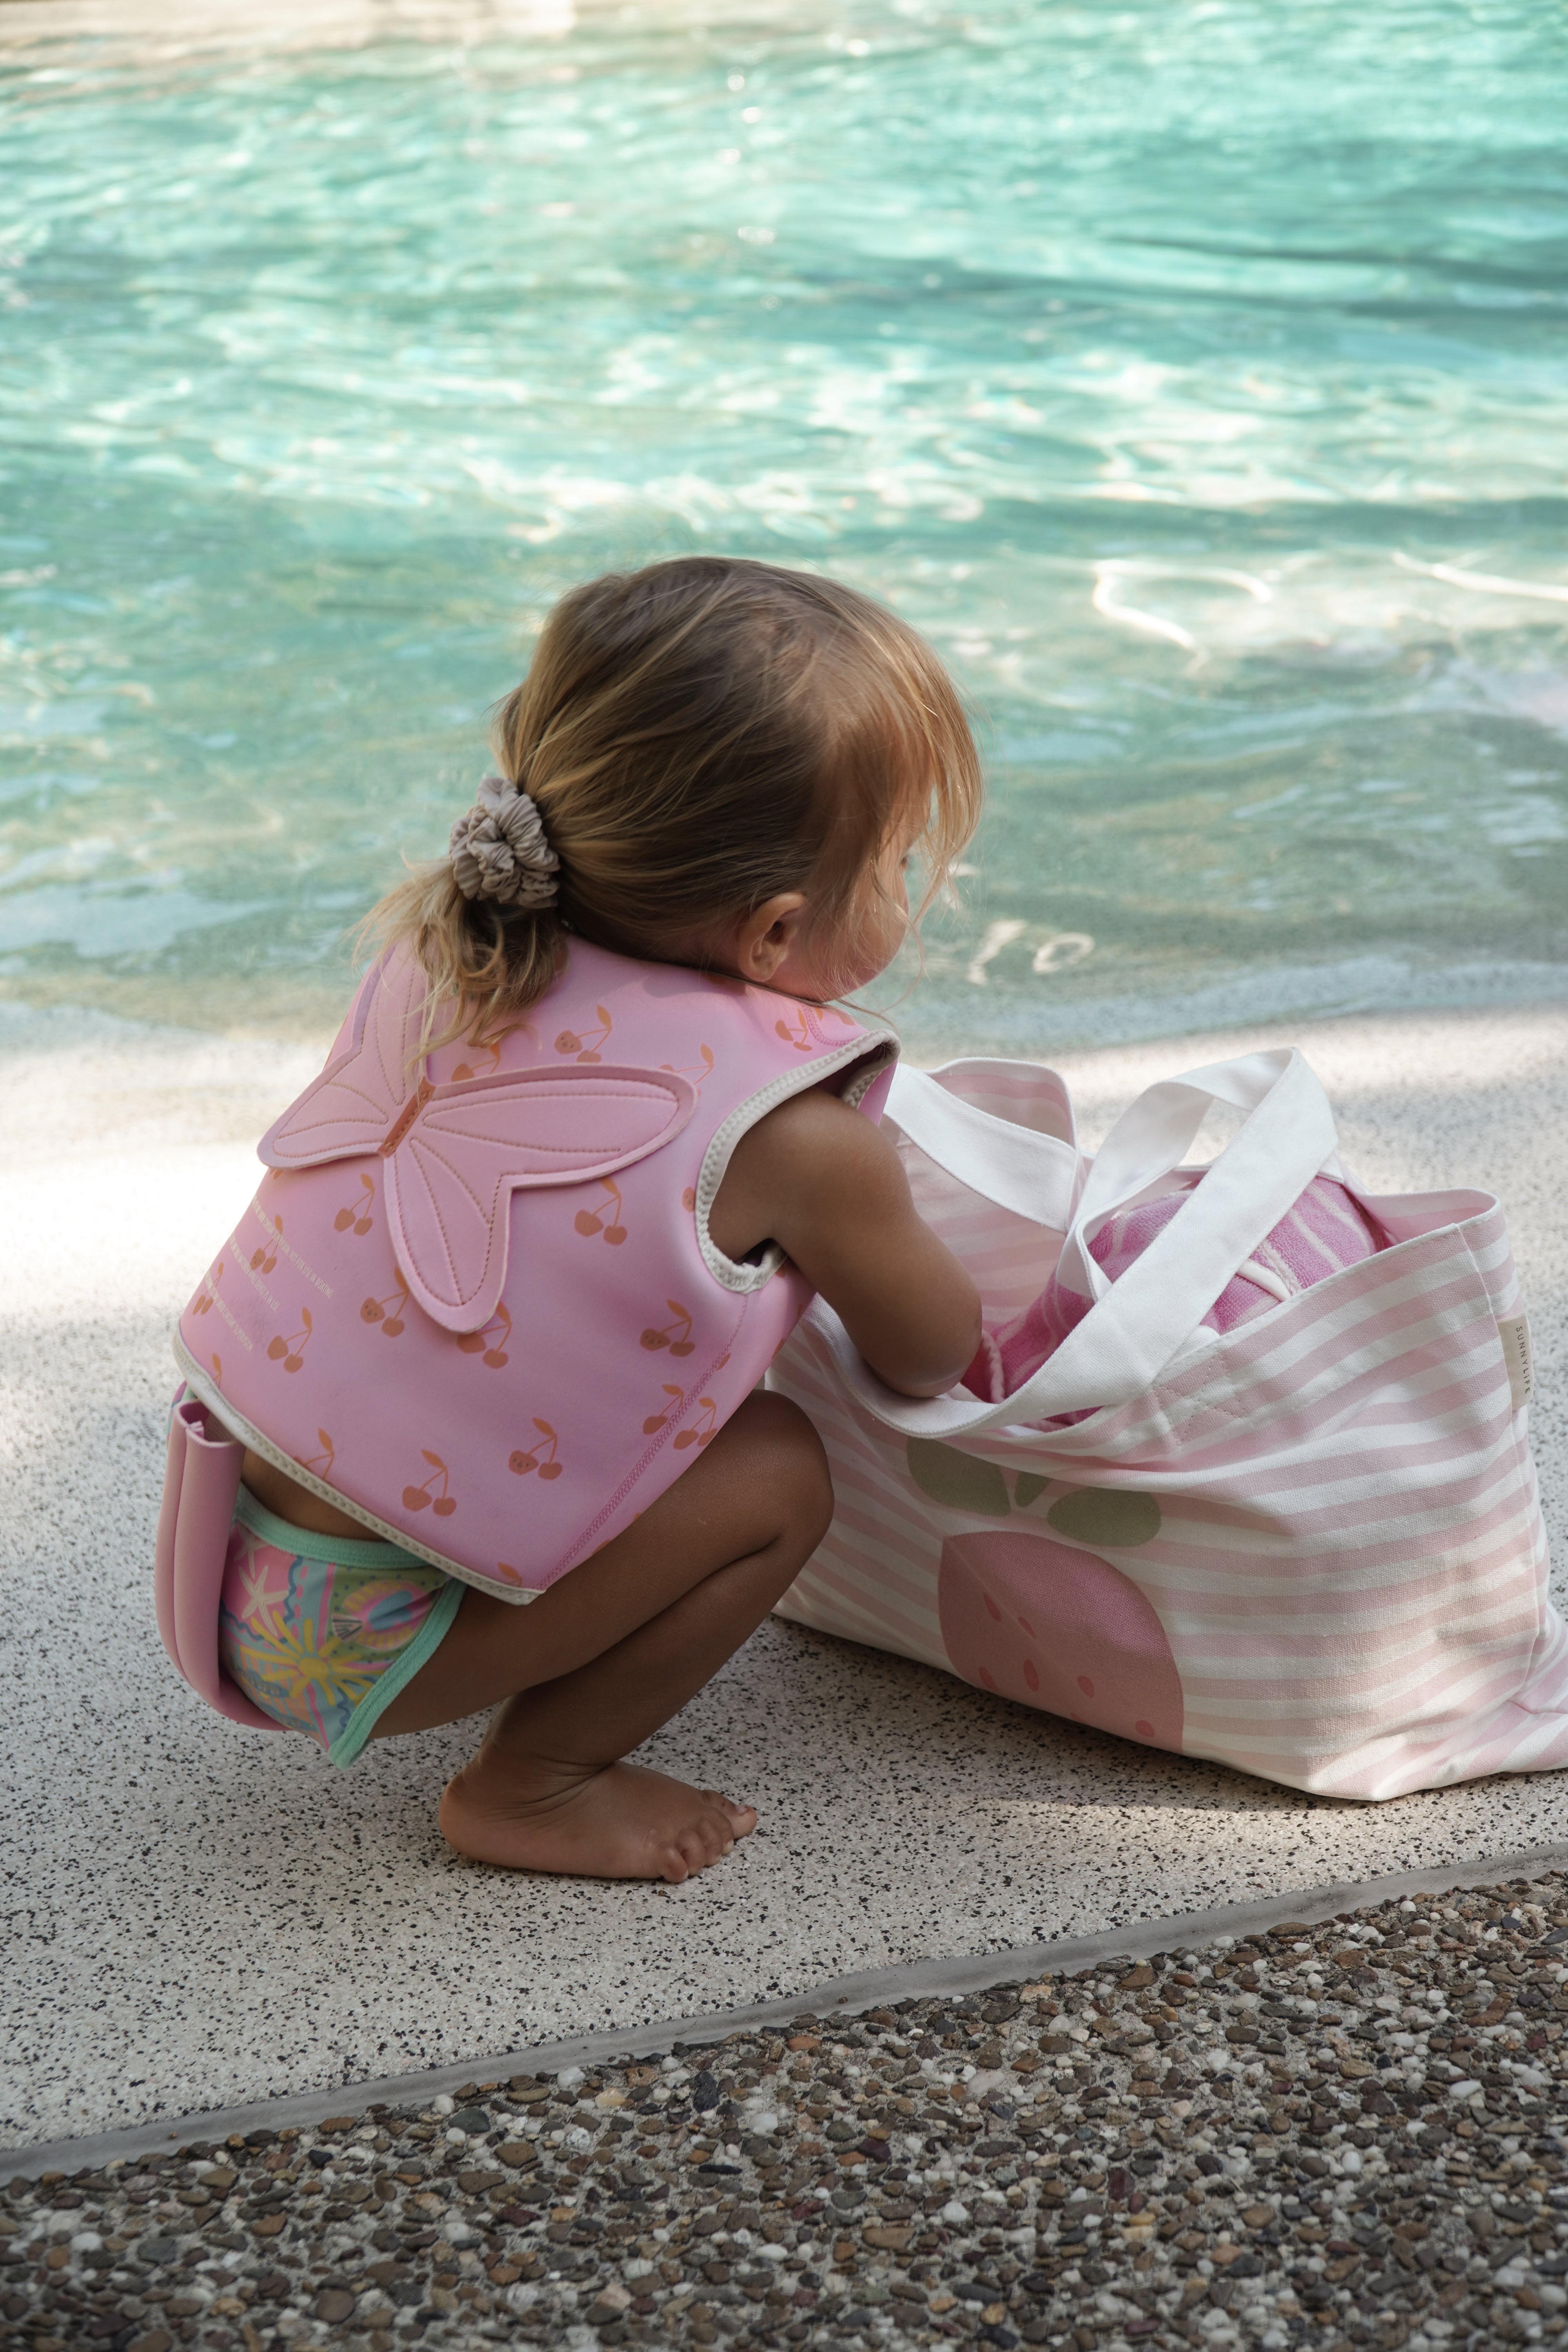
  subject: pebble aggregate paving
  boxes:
[9,1872,1568,2352]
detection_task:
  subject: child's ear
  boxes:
[731,892,808,984]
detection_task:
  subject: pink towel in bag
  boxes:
[965,1173,1387,1414]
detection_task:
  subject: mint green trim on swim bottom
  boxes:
[220,1485,465,1769]
[324,1572,464,1766]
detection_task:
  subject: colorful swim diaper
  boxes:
[218,1486,464,1767]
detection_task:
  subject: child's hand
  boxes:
[710,1084,981,1398]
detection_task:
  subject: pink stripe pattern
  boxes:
[770,1066,1555,1803]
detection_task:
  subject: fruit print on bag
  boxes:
[1047,1487,1162,1549]
[937,1529,1182,1751]
[906,1438,1011,1518]
[904,1440,1161,1545]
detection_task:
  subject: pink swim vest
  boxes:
[173,940,897,1601]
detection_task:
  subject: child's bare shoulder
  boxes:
[710,1079,902,1262]
[750,1078,894,1167]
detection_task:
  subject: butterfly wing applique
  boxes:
[383,1065,697,1332]
[259,950,427,1167]
[258,950,698,1330]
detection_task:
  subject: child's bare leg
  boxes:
[372,1392,832,1881]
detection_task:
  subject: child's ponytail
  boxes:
[366,555,982,1054]
[363,773,569,1058]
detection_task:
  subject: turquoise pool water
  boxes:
[2,0,1566,1050]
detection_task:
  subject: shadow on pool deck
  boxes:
[2,998,1565,2145]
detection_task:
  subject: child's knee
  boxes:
[749,1390,834,1546]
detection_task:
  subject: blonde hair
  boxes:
[366,556,982,1049]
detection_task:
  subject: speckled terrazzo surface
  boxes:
[10,1880,1568,2352]
[2,1000,1565,2148]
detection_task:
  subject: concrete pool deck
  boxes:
[3,996,1565,2151]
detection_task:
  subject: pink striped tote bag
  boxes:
[768,1048,1555,1800]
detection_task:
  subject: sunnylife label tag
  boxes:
[1497,1313,1534,1410]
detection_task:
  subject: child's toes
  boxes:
[703,1789,758,1840]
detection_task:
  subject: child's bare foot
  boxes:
[439,1756,757,1882]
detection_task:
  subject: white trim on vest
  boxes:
[695,1033,900,1294]
[170,1338,529,1596]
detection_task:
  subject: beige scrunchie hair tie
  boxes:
[448,775,560,911]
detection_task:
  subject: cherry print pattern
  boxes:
[333,1172,375,1234]
[173,937,892,1607]
[403,1450,457,1516]
[574,1176,627,1245]
[673,1396,718,1451]
[457,1303,512,1368]
[642,1382,686,1437]
[508,1420,563,1480]
[301,1428,336,1482]
[640,1300,695,1357]
[555,1004,613,1063]
[361,1276,409,1337]
[451,1038,503,1082]
[267,1308,313,1372]
[661,1042,715,1089]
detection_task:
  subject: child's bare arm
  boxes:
[710,1085,981,1398]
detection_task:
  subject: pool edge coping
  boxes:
[9,1839,1568,2179]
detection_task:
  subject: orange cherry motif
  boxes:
[673,1396,718,1451]
[639,1299,694,1357]
[451,1037,503,1082]
[642,1382,685,1437]
[574,1176,627,1245]
[403,1450,457,1516]
[361,1277,408,1337]
[508,1419,563,1481]
[457,1303,512,1368]
[300,1428,336,1481]
[250,1216,281,1276]
[266,1307,313,1372]
[333,1172,374,1234]
[660,1042,715,1089]
[554,1004,612,1063]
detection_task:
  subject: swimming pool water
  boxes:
[2,0,1566,1049]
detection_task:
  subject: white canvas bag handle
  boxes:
[884,1063,1081,1229]
[819,1047,1341,1436]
